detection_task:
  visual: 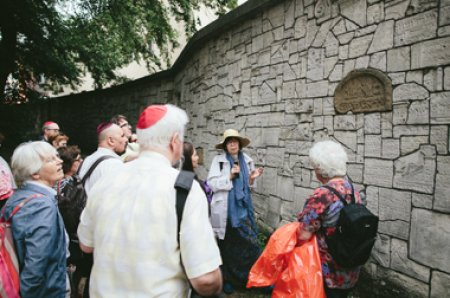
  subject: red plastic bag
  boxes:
[247,222,325,298]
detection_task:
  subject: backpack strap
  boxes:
[174,170,195,244]
[1,193,44,223]
[322,183,356,205]
[80,155,115,186]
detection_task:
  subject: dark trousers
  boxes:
[325,287,352,298]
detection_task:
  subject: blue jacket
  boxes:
[3,182,67,298]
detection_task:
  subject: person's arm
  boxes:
[207,156,233,192]
[190,268,222,296]
[77,194,95,253]
[80,243,94,253]
[20,200,61,296]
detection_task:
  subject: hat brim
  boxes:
[215,137,250,150]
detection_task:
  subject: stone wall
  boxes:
[1,0,449,296]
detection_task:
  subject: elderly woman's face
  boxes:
[226,138,240,155]
[36,153,63,187]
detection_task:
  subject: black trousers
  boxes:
[325,287,353,298]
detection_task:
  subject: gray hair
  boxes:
[137,104,188,150]
[11,141,57,184]
[309,140,348,179]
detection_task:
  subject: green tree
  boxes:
[0,0,237,102]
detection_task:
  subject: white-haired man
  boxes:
[78,104,222,297]
[40,121,60,142]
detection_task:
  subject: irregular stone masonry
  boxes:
[0,0,449,297]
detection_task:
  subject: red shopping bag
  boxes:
[247,222,325,298]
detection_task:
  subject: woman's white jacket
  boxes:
[207,152,256,240]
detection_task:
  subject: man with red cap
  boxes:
[78,104,222,297]
[40,121,60,142]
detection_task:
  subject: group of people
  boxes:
[0,103,363,298]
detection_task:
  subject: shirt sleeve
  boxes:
[77,195,95,248]
[207,156,233,193]
[180,182,222,278]
[19,199,60,296]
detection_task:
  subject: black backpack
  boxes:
[322,184,379,268]
[57,155,113,242]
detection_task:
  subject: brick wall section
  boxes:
[1,0,449,296]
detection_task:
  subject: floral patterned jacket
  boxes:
[297,178,361,289]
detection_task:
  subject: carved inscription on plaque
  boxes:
[334,69,392,114]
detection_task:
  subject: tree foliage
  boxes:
[0,0,237,102]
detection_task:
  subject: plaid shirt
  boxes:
[297,179,361,289]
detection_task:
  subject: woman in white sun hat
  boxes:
[207,129,264,294]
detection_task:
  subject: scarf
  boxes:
[226,151,255,228]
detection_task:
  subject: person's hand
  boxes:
[250,167,264,179]
[230,164,240,180]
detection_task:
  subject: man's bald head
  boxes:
[98,123,128,155]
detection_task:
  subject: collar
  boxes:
[96,147,120,157]
[24,181,57,196]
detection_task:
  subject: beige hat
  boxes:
[215,129,250,150]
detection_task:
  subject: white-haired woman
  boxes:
[297,140,362,298]
[207,129,264,294]
[3,141,69,297]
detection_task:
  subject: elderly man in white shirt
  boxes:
[78,122,127,194]
[78,104,222,297]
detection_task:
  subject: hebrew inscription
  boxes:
[334,69,392,114]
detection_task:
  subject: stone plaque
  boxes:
[334,69,392,114]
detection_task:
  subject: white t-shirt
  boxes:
[78,151,221,297]
[78,147,124,195]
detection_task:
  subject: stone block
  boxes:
[410,209,450,273]
[306,81,328,97]
[265,196,282,228]
[412,37,450,69]
[406,70,423,85]
[438,24,450,36]
[382,138,400,159]
[430,92,450,124]
[340,0,367,27]
[372,234,390,267]
[430,125,449,154]
[387,47,411,72]
[369,51,387,71]
[378,187,411,239]
[385,0,409,20]
[312,20,333,48]
[434,156,450,212]
[294,166,313,188]
[445,67,450,90]
[391,238,430,282]
[277,175,295,202]
[347,163,363,183]
[368,21,394,53]
[322,97,335,116]
[264,147,285,168]
[261,127,281,146]
[365,135,382,157]
[400,136,429,155]
[412,193,433,209]
[388,72,406,85]
[349,34,373,58]
[329,63,343,82]
[395,10,437,46]
[364,159,394,188]
[440,5,450,26]
[337,32,355,45]
[393,125,429,138]
[334,131,357,151]
[355,55,370,69]
[324,32,339,57]
[366,186,379,215]
[431,271,450,298]
[260,166,277,195]
[424,68,444,92]
[323,56,339,79]
[338,44,349,60]
[407,100,429,124]
[307,48,324,81]
[367,3,385,25]
[334,115,356,130]
[384,269,429,298]
[280,200,296,222]
[392,103,407,125]
[381,112,394,138]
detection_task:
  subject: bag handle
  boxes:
[80,155,114,186]
[1,193,44,223]
[322,183,355,206]
[174,170,195,244]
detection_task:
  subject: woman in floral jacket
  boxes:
[297,140,362,298]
